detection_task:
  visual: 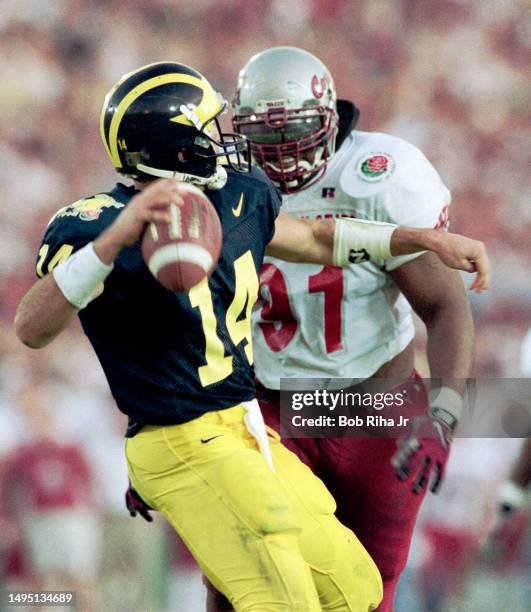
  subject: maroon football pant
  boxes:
[257,373,429,612]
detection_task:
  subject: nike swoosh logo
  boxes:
[200,435,223,444]
[232,193,244,217]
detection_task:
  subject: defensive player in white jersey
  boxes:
[228,47,476,612]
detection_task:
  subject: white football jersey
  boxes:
[253,130,451,389]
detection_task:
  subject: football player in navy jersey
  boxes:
[15,62,489,611]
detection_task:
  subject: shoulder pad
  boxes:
[339,131,450,224]
[340,132,434,193]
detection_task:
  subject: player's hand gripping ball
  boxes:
[141,184,222,292]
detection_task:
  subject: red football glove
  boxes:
[125,481,153,522]
[391,408,455,494]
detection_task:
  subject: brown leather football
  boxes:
[141,184,222,292]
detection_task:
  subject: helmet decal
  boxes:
[168,77,224,128]
[311,74,324,99]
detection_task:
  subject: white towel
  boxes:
[241,399,276,473]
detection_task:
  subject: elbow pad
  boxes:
[333,218,396,265]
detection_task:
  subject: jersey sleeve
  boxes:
[246,165,282,244]
[265,181,282,243]
[35,195,119,278]
[378,146,451,271]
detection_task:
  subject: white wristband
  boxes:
[53,242,113,309]
[429,386,464,423]
[333,217,397,265]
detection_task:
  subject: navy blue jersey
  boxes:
[36,168,281,434]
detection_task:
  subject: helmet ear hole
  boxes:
[177,149,190,163]
[124,151,141,169]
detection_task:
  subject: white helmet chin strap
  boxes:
[136,163,228,190]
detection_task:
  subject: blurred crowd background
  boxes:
[0,1,529,610]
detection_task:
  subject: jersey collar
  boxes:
[336,99,360,151]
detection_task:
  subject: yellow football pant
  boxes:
[125,405,382,611]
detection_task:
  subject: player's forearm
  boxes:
[93,224,128,264]
[329,222,453,262]
[280,218,335,264]
[424,299,475,396]
[390,227,440,256]
[269,220,451,265]
[266,215,335,263]
[14,230,122,349]
[15,274,78,348]
[267,215,398,264]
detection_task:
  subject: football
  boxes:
[141,184,222,292]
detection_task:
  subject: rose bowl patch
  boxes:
[356,152,395,182]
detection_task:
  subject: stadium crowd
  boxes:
[0,1,529,610]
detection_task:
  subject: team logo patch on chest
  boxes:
[356,152,395,182]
